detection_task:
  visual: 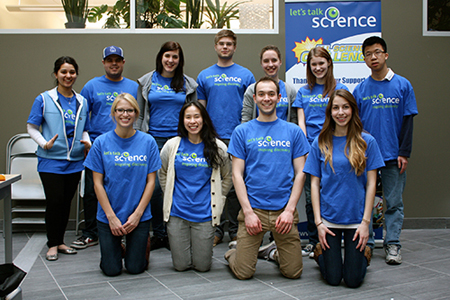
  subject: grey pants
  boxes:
[167,216,215,272]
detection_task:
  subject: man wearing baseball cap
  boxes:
[71,46,139,249]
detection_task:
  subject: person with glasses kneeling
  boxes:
[159,101,232,272]
[84,93,161,276]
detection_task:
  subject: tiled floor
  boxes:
[2,229,450,299]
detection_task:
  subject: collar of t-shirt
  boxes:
[383,68,395,81]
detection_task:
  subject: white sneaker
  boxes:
[385,244,402,265]
[302,243,314,257]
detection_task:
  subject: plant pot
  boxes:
[65,22,86,29]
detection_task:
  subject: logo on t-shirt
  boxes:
[206,73,243,87]
[178,151,209,168]
[246,135,291,153]
[63,109,76,125]
[103,150,148,167]
[363,93,400,109]
[155,83,175,93]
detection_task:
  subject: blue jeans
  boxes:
[166,216,215,272]
[151,136,172,238]
[304,174,318,245]
[318,228,367,288]
[368,160,405,248]
[82,168,98,239]
[97,220,150,276]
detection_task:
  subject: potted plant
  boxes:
[62,0,89,28]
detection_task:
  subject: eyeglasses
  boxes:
[217,42,234,47]
[115,108,135,115]
[364,50,385,58]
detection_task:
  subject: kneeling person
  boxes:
[224,77,309,279]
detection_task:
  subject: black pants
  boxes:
[39,171,81,248]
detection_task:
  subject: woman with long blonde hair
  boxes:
[303,89,384,288]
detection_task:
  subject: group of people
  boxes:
[26,29,418,288]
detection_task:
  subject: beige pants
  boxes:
[225,208,303,280]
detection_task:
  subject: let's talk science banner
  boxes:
[285,1,381,92]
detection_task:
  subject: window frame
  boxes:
[0,0,279,34]
[423,0,450,37]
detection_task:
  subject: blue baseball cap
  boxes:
[102,46,124,59]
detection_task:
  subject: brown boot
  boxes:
[313,242,322,264]
[364,246,372,266]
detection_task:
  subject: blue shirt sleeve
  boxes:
[27,95,44,126]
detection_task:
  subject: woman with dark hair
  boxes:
[84,93,161,276]
[27,56,91,261]
[303,89,384,287]
[135,41,198,249]
[159,101,232,272]
[292,47,349,258]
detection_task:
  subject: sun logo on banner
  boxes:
[292,37,323,64]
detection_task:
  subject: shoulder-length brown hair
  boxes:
[306,47,336,98]
[156,41,185,93]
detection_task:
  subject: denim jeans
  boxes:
[151,136,171,238]
[166,216,215,272]
[81,168,98,239]
[368,160,405,248]
[304,173,318,245]
[318,228,367,288]
[97,220,150,276]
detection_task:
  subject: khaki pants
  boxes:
[225,208,303,280]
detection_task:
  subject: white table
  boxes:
[0,174,21,263]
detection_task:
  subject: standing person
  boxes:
[242,45,297,124]
[224,77,309,280]
[71,46,138,250]
[135,41,198,250]
[27,56,91,261]
[159,101,232,272]
[84,93,161,276]
[197,29,255,247]
[292,47,349,258]
[353,36,418,265]
[304,89,384,287]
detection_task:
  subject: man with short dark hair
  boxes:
[224,77,309,279]
[353,36,418,265]
[71,46,138,249]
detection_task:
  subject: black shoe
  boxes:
[150,235,170,251]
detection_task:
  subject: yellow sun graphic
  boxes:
[292,37,324,63]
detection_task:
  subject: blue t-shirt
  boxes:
[228,118,310,210]
[147,72,186,138]
[353,74,418,161]
[197,64,255,139]
[292,83,349,144]
[81,75,138,141]
[84,130,161,224]
[303,133,385,225]
[171,138,212,223]
[27,91,88,174]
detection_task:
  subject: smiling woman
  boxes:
[26,56,91,262]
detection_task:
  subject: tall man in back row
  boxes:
[353,36,418,265]
[71,46,138,249]
[197,29,255,247]
[224,77,309,279]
